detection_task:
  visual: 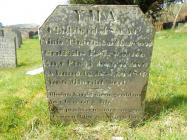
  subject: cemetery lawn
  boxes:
[0,28,187,140]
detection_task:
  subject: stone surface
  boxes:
[0,30,17,68]
[39,5,155,123]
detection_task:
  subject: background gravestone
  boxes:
[39,5,155,123]
[12,28,22,47]
[0,30,17,68]
[4,28,22,48]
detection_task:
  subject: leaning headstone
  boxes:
[12,28,22,46]
[39,5,155,123]
[0,30,17,68]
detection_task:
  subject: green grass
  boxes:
[0,28,187,139]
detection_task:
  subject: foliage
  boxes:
[69,0,184,21]
[0,27,187,139]
[70,0,163,13]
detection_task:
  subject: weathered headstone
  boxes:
[0,31,17,68]
[4,28,22,48]
[39,5,155,123]
[12,28,22,47]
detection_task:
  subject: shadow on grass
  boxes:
[17,62,27,67]
[145,95,187,120]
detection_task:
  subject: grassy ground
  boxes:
[0,27,187,140]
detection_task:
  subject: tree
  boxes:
[69,0,177,21]
[70,0,164,12]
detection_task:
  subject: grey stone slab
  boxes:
[0,35,17,68]
[39,5,155,123]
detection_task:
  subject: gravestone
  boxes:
[0,30,17,68]
[12,28,22,47]
[39,5,155,123]
[4,28,22,48]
